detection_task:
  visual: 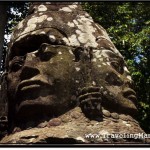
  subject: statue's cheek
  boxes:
[6,71,20,92]
[105,72,124,86]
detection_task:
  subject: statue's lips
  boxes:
[17,80,52,92]
[123,89,137,103]
[16,80,56,109]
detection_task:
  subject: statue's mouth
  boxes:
[18,80,51,91]
[123,88,137,103]
[15,80,55,109]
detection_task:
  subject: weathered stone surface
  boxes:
[0,2,148,144]
[48,118,61,127]
[71,111,81,119]
[102,109,111,117]
[119,114,129,121]
[37,121,48,128]
[111,113,119,119]
[0,107,149,144]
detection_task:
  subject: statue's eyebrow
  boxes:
[97,49,124,65]
[101,49,120,58]
[10,34,51,60]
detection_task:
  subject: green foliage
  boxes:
[2,2,30,71]
[6,2,30,34]
[83,2,150,133]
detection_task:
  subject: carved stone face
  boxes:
[70,48,137,118]
[91,49,137,114]
[7,38,80,125]
[5,3,137,130]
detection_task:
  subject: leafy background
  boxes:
[1,2,150,133]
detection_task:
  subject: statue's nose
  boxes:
[20,66,40,81]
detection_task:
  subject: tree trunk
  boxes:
[0,3,8,72]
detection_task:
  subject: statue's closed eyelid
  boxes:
[37,44,57,61]
[9,60,24,72]
[39,51,56,61]
[38,43,57,54]
[9,56,24,66]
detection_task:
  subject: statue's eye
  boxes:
[10,61,23,72]
[111,61,124,74]
[40,51,55,61]
[105,72,123,86]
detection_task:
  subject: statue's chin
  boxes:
[15,95,59,122]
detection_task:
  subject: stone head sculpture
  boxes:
[1,3,143,143]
